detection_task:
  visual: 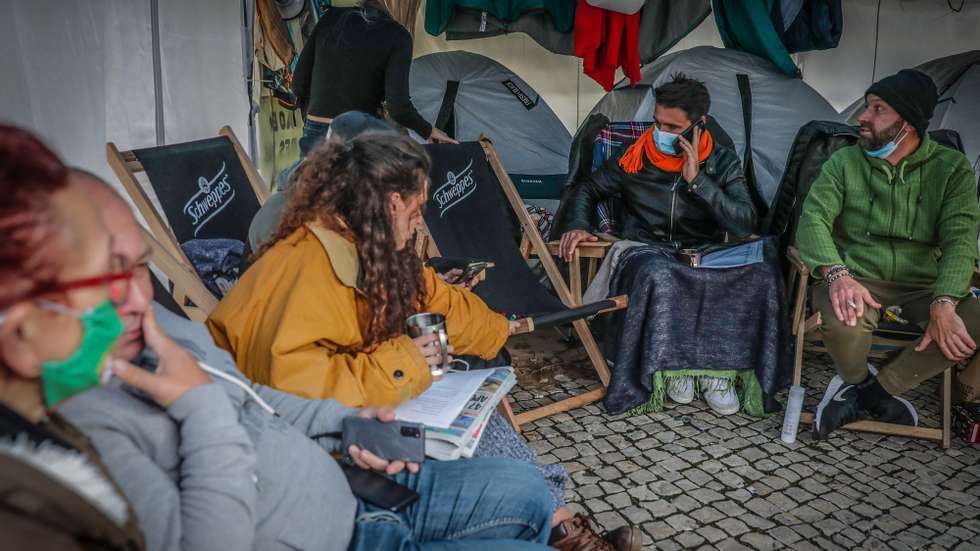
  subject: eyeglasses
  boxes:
[35,270,133,307]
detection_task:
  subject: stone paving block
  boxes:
[739,532,780,551]
[675,531,706,548]
[716,518,750,537]
[715,537,753,551]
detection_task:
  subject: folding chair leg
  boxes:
[498,398,521,433]
[793,318,805,387]
[573,318,611,386]
[514,388,606,426]
[942,366,952,449]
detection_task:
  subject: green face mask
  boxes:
[38,299,124,408]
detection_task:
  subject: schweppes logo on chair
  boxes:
[183,162,237,237]
[433,158,476,218]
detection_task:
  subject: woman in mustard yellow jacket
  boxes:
[206,133,639,550]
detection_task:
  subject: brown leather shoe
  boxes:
[549,514,641,551]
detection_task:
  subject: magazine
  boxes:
[395,367,517,461]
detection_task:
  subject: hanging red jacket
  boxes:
[574,0,641,92]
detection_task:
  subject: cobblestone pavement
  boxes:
[508,335,980,551]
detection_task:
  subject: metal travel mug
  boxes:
[406,312,449,379]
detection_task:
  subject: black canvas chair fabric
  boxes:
[133,136,260,247]
[424,142,565,317]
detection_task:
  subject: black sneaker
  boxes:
[858,378,919,426]
[867,395,918,425]
[813,375,860,440]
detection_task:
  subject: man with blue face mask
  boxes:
[557,74,758,416]
[796,69,980,440]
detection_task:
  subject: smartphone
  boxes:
[680,119,706,143]
[342,417,426,463]
[456,260,489,283]
[339,462,419,512]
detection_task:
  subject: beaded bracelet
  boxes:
[931,296,959,309]
[826,264,848,278]
[826,269,851,284]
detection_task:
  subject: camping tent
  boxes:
[842,50,980,171]
[585,46,842,210]
[409,50,572,200]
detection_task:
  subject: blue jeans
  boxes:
[348,457,554,551]
[300,119,331,157]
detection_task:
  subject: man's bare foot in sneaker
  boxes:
[549,514,641,551]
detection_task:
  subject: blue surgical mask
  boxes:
[653,127,680,156]
[864,122,908,159]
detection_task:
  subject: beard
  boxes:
[859,119,905,150]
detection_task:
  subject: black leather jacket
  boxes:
[559,146,757,248]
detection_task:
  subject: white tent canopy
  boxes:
[842,50,980,170]
[586,46,842,208]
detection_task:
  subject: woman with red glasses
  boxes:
[0,125,148,550]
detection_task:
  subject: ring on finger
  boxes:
[846,299,857,309]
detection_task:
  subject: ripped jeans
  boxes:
[348,457,554,551]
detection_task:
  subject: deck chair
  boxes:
[780,121,973,449]
[143,227,219,321]
[107,126,268,311]
[417,137,628,428]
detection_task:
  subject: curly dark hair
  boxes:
[263,132,431,349]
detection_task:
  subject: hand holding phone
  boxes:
[343,415,426,469]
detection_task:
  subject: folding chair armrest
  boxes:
[786,246,807,275]
[515,295,629,334]
[544,240,612,259]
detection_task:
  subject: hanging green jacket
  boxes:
[796,134,979,299]
[425,0,575,36]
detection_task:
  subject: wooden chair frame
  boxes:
[107,126,269,316]
[787,246,954,449]
[417,137,627,430]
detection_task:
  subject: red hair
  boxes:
[0,125,69,309]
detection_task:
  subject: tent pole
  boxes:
[150,0,165,146]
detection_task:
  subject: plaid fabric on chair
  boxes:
[591,122,653,234]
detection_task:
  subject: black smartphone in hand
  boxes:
[680,119,706,144]
[342,417,426,463]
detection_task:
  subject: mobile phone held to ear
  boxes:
[342,417,426,463]
[339,463,420,512]
[680,119,706,144]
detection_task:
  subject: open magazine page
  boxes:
[425,367,516,460]
[394,368,494,428]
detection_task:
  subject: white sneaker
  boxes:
[666,376,695,404]
[700,377,740,415]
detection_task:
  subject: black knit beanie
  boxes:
[865,69,938,137]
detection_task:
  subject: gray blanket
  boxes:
[601,237,793,416]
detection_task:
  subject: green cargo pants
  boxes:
[813,277,980,396]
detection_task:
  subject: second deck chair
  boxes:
[107,126,268,306]
[418,138,628,427]
[779,121,973,448]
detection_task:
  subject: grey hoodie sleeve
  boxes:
[252,384,358,452]
[79,384,258,551]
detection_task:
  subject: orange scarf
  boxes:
[618,127,714,174]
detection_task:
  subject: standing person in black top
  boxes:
[292,0,455,155]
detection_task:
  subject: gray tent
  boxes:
[842,50,980,171]
[409,51,571,199]
[586,46,841,209]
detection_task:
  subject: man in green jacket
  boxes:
[796,69,980,440]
